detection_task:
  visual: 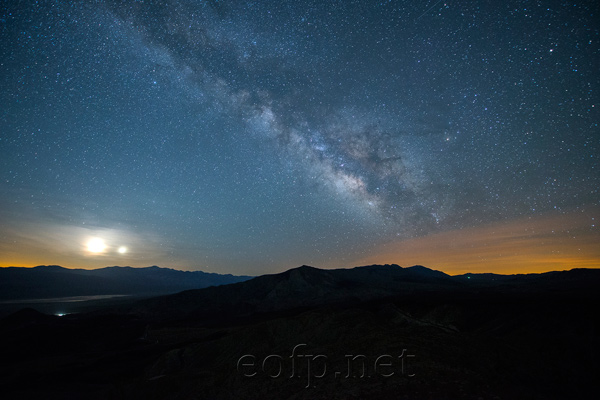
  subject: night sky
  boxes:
[1,0,598,275]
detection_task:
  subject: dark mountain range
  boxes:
[126,264,461,321]
[1,264,598,399]
[127,264,600,322]
[0,265,252,300]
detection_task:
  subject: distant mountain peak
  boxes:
[295,264,318,271]
[353,263,403,270]
[280,265,330,282]
[406,265,449,275]
[33,265,66,270]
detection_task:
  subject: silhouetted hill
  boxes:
[0,307,52,329]
[0,265,252,300]
[128,264,600,323]
[1,264,598,399]
[126,264,457,320]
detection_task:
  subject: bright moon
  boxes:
[87,238,106,253]
[118,246,127,254]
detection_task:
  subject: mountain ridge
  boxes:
[1,263,598,399]
[0,265,253,300]
[126,264,600,322]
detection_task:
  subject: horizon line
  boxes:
[1,263,595,277]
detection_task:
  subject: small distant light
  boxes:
[118,246,128,254]
[56,313,65,317]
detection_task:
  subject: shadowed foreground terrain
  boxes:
[0,264,598,399]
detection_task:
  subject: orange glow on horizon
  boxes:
[1,208,598,275]
[355,208,599,275]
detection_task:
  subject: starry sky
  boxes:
[1,0,598,275]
